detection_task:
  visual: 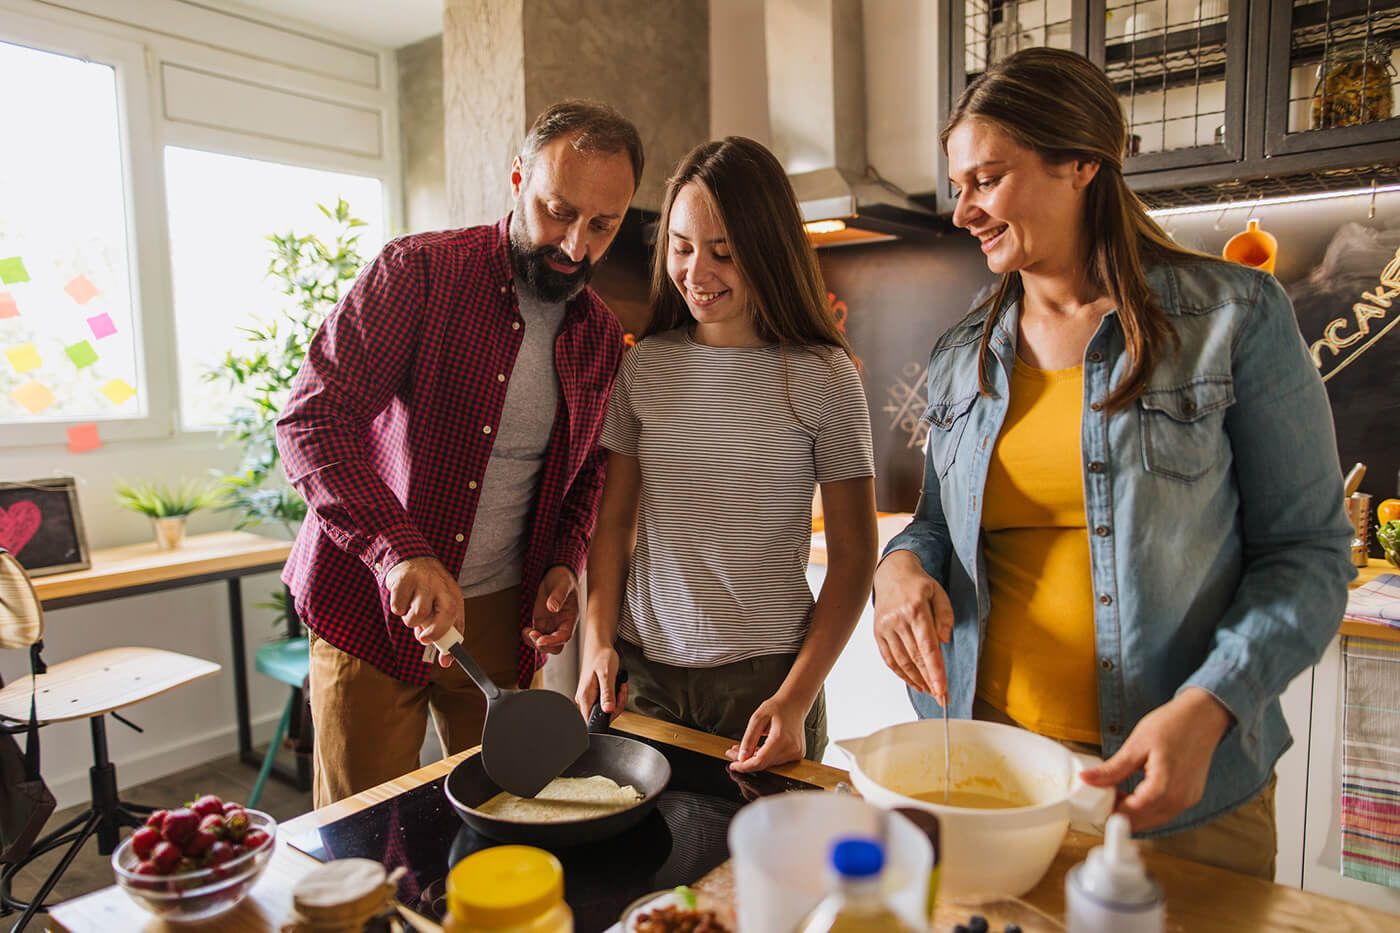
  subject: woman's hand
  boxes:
[725,693,810,773]
[872,550,955,701]
[573,645,628,723]
[1078,687,1233,832]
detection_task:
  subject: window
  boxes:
[163,147,387,430]
[0,40,143,425]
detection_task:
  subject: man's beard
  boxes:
[508,217,595,304]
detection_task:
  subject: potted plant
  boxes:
[114,480,224,550]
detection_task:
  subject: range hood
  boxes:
[764,0,944,247]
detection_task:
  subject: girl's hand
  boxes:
[726,693,809,773]
[1078,687,1233,831]
[872,550,955,702]
[574,646,629,723]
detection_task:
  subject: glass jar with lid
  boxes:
[443,846,572,933]
[1311,37,1395,130]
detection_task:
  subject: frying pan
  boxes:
[444,672,672,847]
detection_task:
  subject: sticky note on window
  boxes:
[5,342,41,374]
[11,380,53,414]
[0,293,17,319]
[65,340,98,368]
[67,422,102,453]
[64,274,98,304]
[87,312,116,339]
[101,378,136,405]
[0,257,29,285]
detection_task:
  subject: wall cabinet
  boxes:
[935,0,1400,211]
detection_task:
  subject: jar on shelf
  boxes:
[1311,37,1395,130]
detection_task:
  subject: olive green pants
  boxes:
[972,697,1277,879]
[616,639,828,762]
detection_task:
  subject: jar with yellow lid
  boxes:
[443,846,573,933]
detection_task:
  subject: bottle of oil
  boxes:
[798,838,917,933]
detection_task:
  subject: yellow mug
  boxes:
[1222,218,1277,274]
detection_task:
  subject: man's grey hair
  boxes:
[520,99,644,189]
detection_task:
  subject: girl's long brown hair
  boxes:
[945,47,1212,411]
[646,137,852,360]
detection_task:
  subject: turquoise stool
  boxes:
[248,636,310,808]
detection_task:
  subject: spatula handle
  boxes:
[432,627,502,701]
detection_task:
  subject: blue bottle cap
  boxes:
[830,838,884,878]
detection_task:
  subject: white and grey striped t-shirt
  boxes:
[600,326,875,667]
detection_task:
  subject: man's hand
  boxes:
[385,557,464,667]
[525,566,580,655]
[1078,687,1233,832]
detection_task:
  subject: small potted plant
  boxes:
[114,480,224,550]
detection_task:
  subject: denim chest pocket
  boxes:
[1137,378,1234,481]
[922,394,978,478]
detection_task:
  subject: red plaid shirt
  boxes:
[277,217,623,687]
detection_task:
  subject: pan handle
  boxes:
[587,669,629,734]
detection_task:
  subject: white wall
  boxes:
[0,0,402,808]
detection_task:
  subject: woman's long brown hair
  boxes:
[945,47,1213,411]
[646,137,852,360]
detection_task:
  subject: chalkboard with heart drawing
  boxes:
[0,478,90,577]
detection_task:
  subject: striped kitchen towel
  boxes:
[1341,635,1400,889]
[1345,573,1400,626]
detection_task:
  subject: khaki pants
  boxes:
[617,639,828,761]
[307,586,528,807]
[972,696,1277,879]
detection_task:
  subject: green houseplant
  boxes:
[204,198,369,624]
[114,480,224,550]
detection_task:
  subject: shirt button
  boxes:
[1088,461,1104,473]
[483,425,492,434]
[512,321,521,331]
[1090,401,1104,412]
[500,284,508,294]
[1107,723,1121,736]
[468,480,478,490]
[1088,351,1103,363]
[497,373,506,382]
[1100,657,1114,671]
[1182,398,1197,415]
[454,533,465,543]
[1099,593,1113,605]
[1095,525,1111,537]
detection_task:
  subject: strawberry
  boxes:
[222,808,249,841]
[222,801,242,815]
[198,813,226,838]
[130,826,160,861]
[144,809,168,832]
[205,840,238,865]
[186,829,217,858]
[151,841,182,874]
[191,794,225,819]
[241,829,270,851]
[160,807,198,845]
[132,860,163,890]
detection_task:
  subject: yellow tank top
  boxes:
[977,356,1100,743]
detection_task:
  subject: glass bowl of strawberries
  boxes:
[111,794,276,922]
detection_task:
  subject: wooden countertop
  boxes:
[32,531,291,605]
[1341,558,1400,645]
[47,713,1399,932]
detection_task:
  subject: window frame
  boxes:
[0,8,400,448]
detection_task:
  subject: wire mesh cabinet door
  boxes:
[1092,0,1252,174]
[1263,0,1400,156]
[938,0,1092,211]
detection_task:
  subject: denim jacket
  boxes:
[885,260,1355,836]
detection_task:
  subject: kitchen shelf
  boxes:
[1136,161,1400,208]
[1104,23,1229,92]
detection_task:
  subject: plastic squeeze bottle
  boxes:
[1065,814,1164,933]
[798,837,917,932]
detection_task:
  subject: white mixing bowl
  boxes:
[837,718,1114,902]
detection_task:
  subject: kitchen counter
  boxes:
[48,713,1399,932]
[1341,558,1400,644]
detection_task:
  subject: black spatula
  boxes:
[432,627,588,798]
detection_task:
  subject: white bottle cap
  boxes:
[1079,814,1160,906]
